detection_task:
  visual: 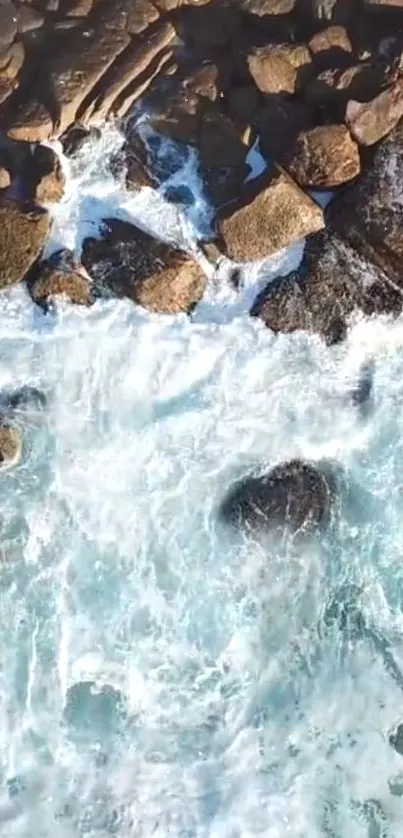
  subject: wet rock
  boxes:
[237,0,296,14]
[308,25,353,67]
[29,250,93,309]
[0,167,11,189]
[251,230,403,343]
[81,219,208,314]
[346,77,403,146]
[61,124,102,157]
[0,421,22,470]
[216,168,324,262]
[0,385,47,411]
[390,724,403,756]
[30,145,65,204]
[304,63,386,113]
[329,119,403,287]
[287,124,360,188]
[220,459,333,534]
[247,43,312,95]
[110,143,155,191]
[204,162,251,208]
[126,0,160,34]
[0,197,50,290]
[350,360,374,411]
[199,108,251,169]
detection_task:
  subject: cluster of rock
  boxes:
[1,0,403,329]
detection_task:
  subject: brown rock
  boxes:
[0,197,50,290]
[4,0,134,141]
[61,124,102,157]
[0,42,25,81]
[0,167,11,189]
[251,230,403,343]
[79,21,176,122]
[81,219,207,314]
[217,168,324,262]
[304,63,386,111]
[0,1,18,51]
[0,78,14,106]
[66,0,93,14]
[31,145,65,204]
[308,25,352,66]
[247,43,312,95]
[287,124,360,187]
[0,422,22,470]
[113,51,177,119]
[30,252,93,309]
[127,0,160,33]
[346,77,403,146]
[182,63,219,103]
[110,142,155,191]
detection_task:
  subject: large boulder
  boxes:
[81,219,208,314]
[345,77,403,146]
[219,459,333,535]
[216,168,324,262]
[329,119,403,286]
[287,124,360,188]
[247,43,312,95]
[0,197,50,290]
[251,229,403,343]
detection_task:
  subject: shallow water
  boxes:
[1,125,403,837]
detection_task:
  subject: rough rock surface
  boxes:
[0,198,50,290]
[346,77,403,146]
[308,25,352,63]
[247,43,312,95]
[81,219,207,314]
[30,250,93,309]
[219,459,333,534]
[0,167,11,189]
[287,124,360,187]
[217,169,324,262]
[0,421,23,470]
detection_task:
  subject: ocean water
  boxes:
[1,123,403,837]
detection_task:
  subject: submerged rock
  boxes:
[0,385,47,412]
[0,421,22,470]
[220,459,333,534]
[82,219,207,314]
[389,724,403,756]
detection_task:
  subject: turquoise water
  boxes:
[1,128,403,837]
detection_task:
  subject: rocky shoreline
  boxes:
[1,0,403,473]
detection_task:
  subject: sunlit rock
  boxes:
[0,421,22,470]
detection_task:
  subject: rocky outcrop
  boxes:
[81,219,207,313]
[216,168,324,262]
[219,459,333,535]
[29,250,93,309]
[0,198,50,290]
[287,124,360,187]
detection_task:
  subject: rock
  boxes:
[219,459,333,535]
[308,25,352,67]
[79,21,176,123]
[0,198,50,290]
[199,108,251,169]
[365,0,403,10]
[61,124,102,157]
[204,163,251,208]
[0,167,11,189]
[81,219,207,314]
[0,42,25,81]
[149,82,202,144]
[126,0,160,33]
[227,85,260,124]
[66,0,94,14]
[29,250,93,309]
[4,0,133,141]
[329,120,403,286]
[110,143,155,191]
[247,43,312,95]
[301,0,359,22]
[31,145,65,204]
[287,124,360,188]
[237,0,296,14]
[179,2,241,47]
[258,97,313,163]
[0,421,22,470]
[0,386,47,411]
[216,168,324,262]
[251,230,403,343]
[346,77,403,146]
[17,5,44,33]
[304,63,386,112]
[0,1,18,51]
[390,724,403,756]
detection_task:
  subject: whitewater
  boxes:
[1,123,403,838]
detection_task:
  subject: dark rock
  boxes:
[31,145,65,204]
[17,5,44,33]
[0,421,22,470]
[257,97,313,163]
[247,43,312,95]
[61,124,102,157]
[365,0,403,11]
[199,108,251,169]
[346,77,403,146]
[0,386,47,411]
[308,25,353,67]
[0,1,18,51]
[287,124,360,188]
[300,0,359,23]
[204,162,251,208]
[226,85,261,124]
[329,119,403,287]
[237,0,296,14]
[216,168,324,262]
[179,1,241,47]
[304,63,387,113]
[390,724,403,756]
[0,197,50,290]
[251,230,403,343]
[219,459,333,534]
[110,143,155,191]
[350,360,374,411]
[29,250,93,309]
[81,219,208,314]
